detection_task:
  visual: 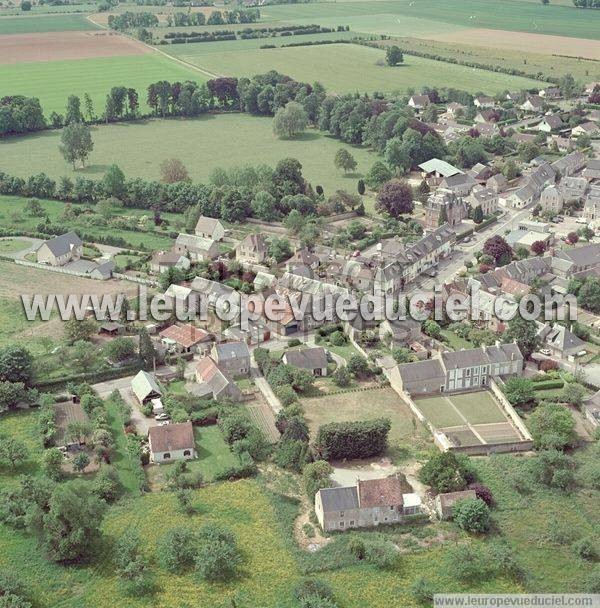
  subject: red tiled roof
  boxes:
[357,477,405,508]
[148,421,194,453]
[159,324,210,348]
[195,356,220,382]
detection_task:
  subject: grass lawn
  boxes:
[302,386,429,446]
[0,115,378,197]
[0,195,175,250]
[0,53,204,116]
[261,0,600,41]
[440,329,475,352]
[0,13,96,34]
[450,391,508,425]
[167,41,546,95]
[413,394,465,428]
[0,238,32,253]
[0,409,42,487]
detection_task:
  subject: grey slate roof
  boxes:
[284,346,328,371]
[44,231,82,257]
[318,485,359,512]
[397,358,445,383]
[557,244,600,268]
[214,341,250,361]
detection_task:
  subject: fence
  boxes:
[14,258,92,278]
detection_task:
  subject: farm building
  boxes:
[194,216,225,241]
[435,490,477,520]
[211,341,251,377]
[148,421,196,463]
[159,324,212,354]
[131,370,162,405]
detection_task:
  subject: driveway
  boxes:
[0,236,43,260]
[251,359,282,413]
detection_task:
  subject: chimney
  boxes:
[495,340,501,347]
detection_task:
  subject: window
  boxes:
[339,511,344,517]
[390,506,394,511]
[339,521,345,528]
[466,369,471,377]
[349,520,355,526]
[183,450,191,457]
[163,453,171,460]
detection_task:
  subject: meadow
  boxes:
[167,41,547,94]
[0,114,378,196]
[0,53,204,115]
[0,13,96,35]
[260,0,600,41]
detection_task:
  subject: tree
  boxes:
[315,418,391,461]
[138,328,156,370]
[518,142,541,163]
[502,159,519,181]
[472,205,484,224]
[115,529,153,596]
[195,524,242,581]
[0,437,28,469]
[21,1,31,9]
[562,382,586,408]
[531,240,547,255]
[375,179,414,217]
[267,237,292,263]
[0,382,27,413]
[302,460,333,500]
[160,158,189,184]
[334,149,357,174]
[483,235,512,266]
[101,164,126,199]
[357,179,366,195]
[64,318,98,344]
[157,526,198,573]
[83,93,96,122]
[0,346,32,384]
[24,197,45,217]
[559,73,576,99]
[385,45,404,66]
[43,448,64,481]
[419,451,474,493]
[452,498,491,534]
[65,95,83,125]
[273,101,309,139]
[503,377,535,406]
[59,122,93,169]
[72,452,90,473]
[422,320,441,340]
[503,316,539,358]
[529,403,576,450]
[365,161,392,189]
[34,480,105,562]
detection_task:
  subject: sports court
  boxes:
[414,390,524,448]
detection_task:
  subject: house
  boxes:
[555,243,600,273]
[505,183,537,209]
[572,122,599,138]
[36,232,83,266]
[131,370,162,405]
[283,346,328,376]
[552,135,574,153]
[584,188,600,221]
[561,176,588,202]
[285,247,320,272]
[98,321,125,336]
[315,475,422,532]
[466,186,498,217]
[424,189,468,230]
[395,343,524,396]
[539,87,561,100]
[537,323,586,360]
[474,123,500,138]
[54,401,90,450]
[474,95,495,108]
[148,421,196,463]
[486,173,508,193]
[194,356,243,402]
[445,102,465,118]
[89,260,114,280]
[435,490,477,520]
[194,216,225,241]
[583,159,600,182]
[538,114,563,132]
[475,109,498,124]
[588,110,600,122]
[408,94,430,110]
[418,158,462,185]
[173,234,219,262]
[159,324,211,354]
[584,391,600,427]
[379,318,422,347]
[439,173,477,197]
[468,163,494,184]
[585,82,600,95]
[150,252,191,274]
[540,185,564,215]
[211,341,251,377]
[552,151,586,177]
[236,233,268,265]
[521,95,544,113]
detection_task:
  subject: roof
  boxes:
[283,346,328,371]
[409,94,430,106]
[160,324,210,348]
[544,324,585,353]
[557,243,600,268]
[54,401,89,447]
[131,370,162,402]
[43,231,82,257]
[213,341,250,361]
[152,251,185,265]
[318,485,359,512]
[357,476,407,508]
[441,343,522,370]
[418,158,462,178]
[441,173,477,189]
[541,114,563,129]
[397,358,445,384]
[195,356,232,396]
[195,216,223,236]
[437,490,477,516]
[149,421,194,453]
[175,233,216,251]
[238,232,268,253]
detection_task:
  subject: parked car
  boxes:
[540,348,551,356]
[155,413,170,421]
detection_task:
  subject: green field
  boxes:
[450,392,508,425]
[0,53,204,116]
[260,0,600,41]
[167,41,546,94]
[414,395,465,428]
[0,13,96,34]
[0,114,378,196]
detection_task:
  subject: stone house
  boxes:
[538,114,563,132]
[148,421,196,463]
[211,341,251,377]
[173,233,219,262]
[424,189,468,231]
[283,346,328,376]
[236,233,268,265]
[408,94,430,110]
[315,475,422,532]
[193,356,243,402]
[466,186,498,217]
[540,185,564,215]
[150,252,190,274]
[435,490,477,520]
[194,216,225,241]
[36,232,83,266]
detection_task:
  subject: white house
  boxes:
[36,232,83,266]
[148,421,196,463]
[194,216,225,241]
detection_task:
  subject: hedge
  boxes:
[533,379,565,391]
[34,364,142,392]
[314,417,391,461]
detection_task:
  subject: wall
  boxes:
[489,377,533,441]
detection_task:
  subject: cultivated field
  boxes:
[0,53,204,115]
[167,41,547,94]
[303,386,428,445]
[0,13,96,35]
[261,0,600,41]
[0,31,149,65]
[0,115,378,196]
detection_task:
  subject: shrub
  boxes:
[419,451,475,493]
[452,498,490,534]
[314,418,391,461]
[445,544,494,583]
[195,524,242,581]
[363,538,400,570]
[303,460,334,500]
[529,403,576,450]
[157,527,198,574]
[275,439,309,472]
[572,537,598,561]
[294,577,336,603]
[467,482,494,506]
[410,577,435,604]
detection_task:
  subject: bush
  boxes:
[467,482,494,506]
[294,577,336,603]
[157,527,198,574]
[314,418,391,461]
[445,544,494,583]
[410,577,435,604]
[572,537,598,561]
[529,403,576,450]
[275,439,309,472]
[419,451,475,493]
[195,524,242,581]
[452,498,490,534]
[362,538,400,570]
